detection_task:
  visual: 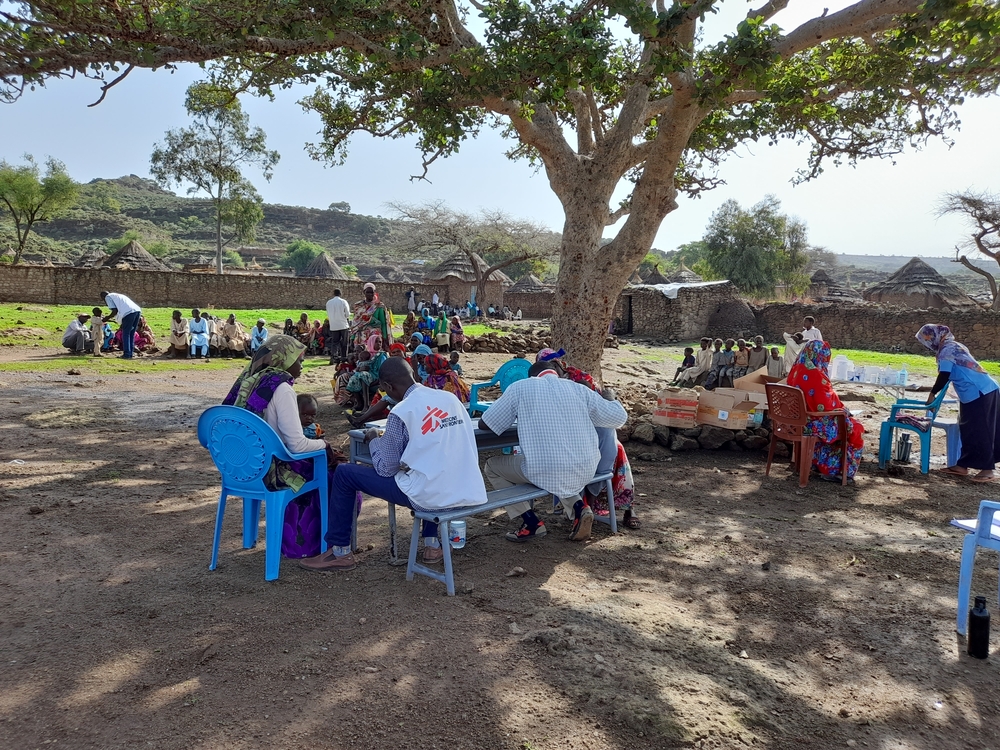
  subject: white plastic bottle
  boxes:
[898,368,908,386]
[449,520,467,549]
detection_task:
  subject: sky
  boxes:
[1,2,999,258]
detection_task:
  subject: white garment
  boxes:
[390,385,487,510]
[801,327,822,342]
[481,376,627,499]
[680,346,712,383]
[263,382,326,455]
[326,296,351,331]
[104,293,140,323]
[783,332,804,371]
[432,293,439,306]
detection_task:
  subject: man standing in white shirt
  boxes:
[100,291,142,359]
[482,362,628,543]
[325,288,352,364]
[62,314,92,354]
[800,316,822,343]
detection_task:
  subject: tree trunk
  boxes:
[215,204,224,275]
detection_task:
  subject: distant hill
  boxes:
[0,175,442,268]
[830,254,995,296]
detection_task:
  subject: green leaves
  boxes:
[0,155,78,263]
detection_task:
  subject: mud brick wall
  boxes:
[615,282,744,340]
[755,302,1000,360]
[0,266,505,315]
[503,291,555,319]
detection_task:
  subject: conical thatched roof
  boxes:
[670,263,703,284]
[809,268,861,300]
[863,257,978,310]
[299,252,348,279]
[367,271,389,283]
[425,252,513,284]
[102,240,170,271]
[508,274,548,293]
[77,248,107,268]
[629,270,644,285]
[385,266,420,283]
[643,265,671,285]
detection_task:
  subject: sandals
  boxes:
[936,466,968,477]
[623,510,641,530]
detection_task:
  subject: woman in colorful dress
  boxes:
[917,324,1000,482]
[402,311,419,341]
[350,283,390,350]
[535,348,638,528]
[449,315,466,352]
[136,316,157,352]
[787,340,865,481]
[424,353,471,403]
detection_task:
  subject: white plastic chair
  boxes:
[950,500,1000,635]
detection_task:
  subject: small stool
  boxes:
[932,420,962,466]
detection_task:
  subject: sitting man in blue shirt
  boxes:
[299,357,487,572]
[250,319,269,353]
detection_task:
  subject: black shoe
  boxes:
[568,500,594,541]
[505,522,547,543]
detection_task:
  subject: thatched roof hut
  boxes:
[642,265,671,285]
[628,270,644,285]
[76,248,107,268]
[425,252,513,285]
[385,266,419,284]
[299,252,348,280]
[670,263,703,284]
[101,240,170,272]
[862,257,979,310]
[367,271,389,283]
[809,269,861,301]
[508,274,548,293]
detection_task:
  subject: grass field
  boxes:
[0,304,502,350]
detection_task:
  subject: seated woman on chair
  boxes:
[917,323,1000,483]
[787,340,865,481]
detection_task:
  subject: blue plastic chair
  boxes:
[877,387,949,474]
[951,500,1000,634]
[467,358,532,416]
[198,405,329,581]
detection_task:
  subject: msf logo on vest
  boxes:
[421,406,462,435]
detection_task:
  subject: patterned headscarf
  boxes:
[916,324,985,373]
[425,353,470,403]
[793,340,831,373]
[223,334,305,414]
[536,348,565,363]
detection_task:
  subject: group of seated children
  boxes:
[673,335,788,389]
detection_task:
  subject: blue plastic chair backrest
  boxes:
[496,358,531,392]
[198,405,291,493]
[925,387,950,417]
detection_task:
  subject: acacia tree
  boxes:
[0,155,77,264]
[150,84,279,274]
[938,190,1000,308]
[2,2,1000,374]
[391,202,557,308]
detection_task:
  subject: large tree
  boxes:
[391,202,557,308]
[938,190,1000,308]
[150,83,279,274]
[0,155,78,264]
[3,2,1000,374]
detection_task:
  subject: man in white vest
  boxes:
[300,358,487,572]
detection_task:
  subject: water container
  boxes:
[898,368,908,386]
[969,595,990,659]
[449,520,467,549]
[884,367,898,386]
[832,355,848,381]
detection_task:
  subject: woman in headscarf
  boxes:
[449,315,466,352]
[787,340,865,481]
[424,353,471,403]
[136,316,157,352]
[535,347,638,528]
[402,311,419,340]
[416,308,434,343]
[917,324,1000,482]
[283,318,295,337]
[412,343,433,383]
[345,336,387,410]
[350,283,390,350]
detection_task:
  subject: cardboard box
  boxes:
[652,387,699,428]
[733,367,784,399]
[696,389,759,430]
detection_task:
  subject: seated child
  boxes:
[90,307,105,357]
[449,350,464,376]
[297,393,323,439]
[703,338,725,390]
[673,347,695,383]
[733,339,750,380]
[767,346,787,379]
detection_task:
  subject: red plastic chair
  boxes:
[765,383,848,487]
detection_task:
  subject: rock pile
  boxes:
[463,329,619,355]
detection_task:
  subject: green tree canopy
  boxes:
[280,239,326,274]
[0,155,78,264]
[3,1,999,374]
[150,82,279,274]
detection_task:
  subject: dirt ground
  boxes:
[2,340,1000,750]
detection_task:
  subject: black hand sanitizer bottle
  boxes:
[968,596,990,659]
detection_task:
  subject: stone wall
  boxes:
[504,290,555,319]
[755,302,1000,359]
[615,282,745,340]
[0,265,502,315]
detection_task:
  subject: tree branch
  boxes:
[954,252,997,309]
[774,0,925,59]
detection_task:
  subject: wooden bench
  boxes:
[406,471,615,595]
